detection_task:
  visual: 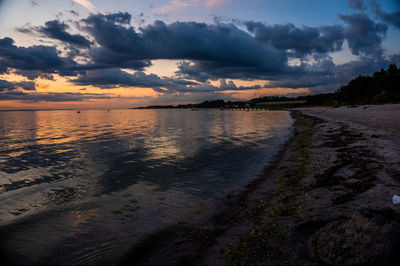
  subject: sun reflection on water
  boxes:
[0,109,293,265]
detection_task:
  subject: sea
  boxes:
[0,109,293,265]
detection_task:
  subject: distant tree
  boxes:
[306,63,400,106]
[388,63,398,74]
[196,99,226,108]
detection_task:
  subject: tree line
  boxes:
[306,63,400,106]
[134,64,400,109]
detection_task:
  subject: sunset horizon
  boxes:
[1,0,399,109]
[1,1,400,265]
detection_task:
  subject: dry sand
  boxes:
[119,105,400,266]
[300,104,400,164]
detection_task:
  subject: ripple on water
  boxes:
[0,109,293,265]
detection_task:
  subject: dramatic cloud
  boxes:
[371,0,400,29]
[0,37,76,79]
[174,59,284,81]
[339,13,387,56]
[176,61,212,82]
[0,91,114,102]
[217,79,261,91]
[173,13,391,82]
[70,68,260,94]
[0,63,7,74]
[70,68,196,89]
[81,13,287,76]
[36,20,92,47]
[0,80,36,91]
[245,22,345,56]
[265,55,400,94]
[336,55,400,79]
[157,79,262,94]
[3,10,399,102]
[13,70,55,80]
[246,13,388,59]
[261,56,338,91]
[78,12,150,70]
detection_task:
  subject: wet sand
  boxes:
[119,105,400,265]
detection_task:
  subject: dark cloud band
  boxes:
[1,9,398,102]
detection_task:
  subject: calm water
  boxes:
[0,109,292,265]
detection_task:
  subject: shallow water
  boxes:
[0,109,292,265]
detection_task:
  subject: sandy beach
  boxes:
[118,104,400,265]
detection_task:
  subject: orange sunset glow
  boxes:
[1,1,400,265]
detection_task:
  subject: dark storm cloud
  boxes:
[348,0,365,10]
[18,13,287,80]
[371,0,400,29]
[0,63,7,74]
[176,61,212,82]
[175,58,296,81]
[75,12,150,70]
[70,69,197,89]
[335,55,400,81]
[339,13,388,56]
[3,10,399,99]
[70,68,260,94]
[85,49,151,70]
[378,11,400,28]
[217,79,261,91]
[263,56,338,89]
[244,13,388,59]
[82,13,287,74]
[37,20,92,48]
[265,74,335,90]
[267,78,335,90]
[13,70,55,80]
[0,91,115,102]
[0,37,76,79]
[245,22,345,55]
[176,14,389,82]
[155,80,262,94]
[0,80,36,91]
[264,55,400,94]
[81,12,136,55]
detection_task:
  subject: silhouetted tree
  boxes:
[306,63,400,105]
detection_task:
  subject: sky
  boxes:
[0,0,399,109]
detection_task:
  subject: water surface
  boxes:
[0,109,292,265]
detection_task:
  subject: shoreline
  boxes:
[118,105,400,265]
